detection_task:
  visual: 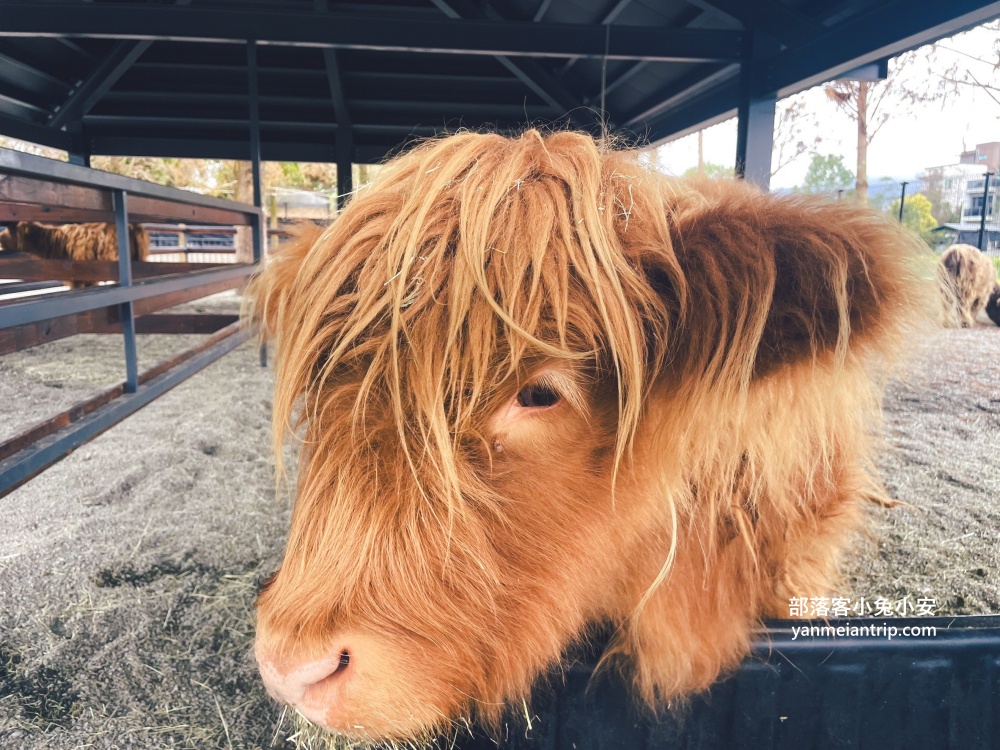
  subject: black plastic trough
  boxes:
[457,615,1000,750]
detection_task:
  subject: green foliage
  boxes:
[798,154,855,194]
[888,193,938,246]
[682,162,735,179]
[273,161,338,192]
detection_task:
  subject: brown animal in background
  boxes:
[986,284,1000,326]
[938,243,997,328]
[246,130,932,745]
[0,221,150,288]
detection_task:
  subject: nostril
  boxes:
[311,649,351,687]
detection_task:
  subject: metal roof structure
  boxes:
[0,0,998,193]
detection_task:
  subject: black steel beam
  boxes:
[733,32,779,187]
[83,114,534,136]
[0,4,746,62]
[85,134,392,164]
[49,41,153,128]
[337,131,353,208]
[761,0,1000,98]
[623,63,737,130]
[682,0,824,46]
[48,0,195,129]
[247,41,263,212]
[0,51,72,94]
[639,77,738,144]
[313,0,356,198]
[0,326,252,499]
[734,73,775,187]
[558,0,640,76]
[604,5,735,123]
[315,0,353,130]
[629,0,1000,144]
[0,88,50,117]
[427,0,585,119]
[0,113,74,151]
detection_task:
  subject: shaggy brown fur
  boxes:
[246,130,934,745]
[938,243,997,328]
[0,221,150,288]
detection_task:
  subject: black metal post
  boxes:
[978,172,992,251]
[897,181,908,222]
[734,81,776,188]
[113,189,139,393]
[247,39,267,367]
[67,126,91,167]
[734,33,779,190]
[247,40,263,262]
[337,130,353,210]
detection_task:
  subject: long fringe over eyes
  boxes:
[248,131,682,512]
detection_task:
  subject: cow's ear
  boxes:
[657,179,930,382]
[243,222,324,340]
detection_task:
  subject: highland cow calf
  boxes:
[0,220,150,288]
[248,131,931,745]
[938,243,998,328]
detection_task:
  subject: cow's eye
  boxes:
[516,383,560,408]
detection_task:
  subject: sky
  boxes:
[653,21,1000,190]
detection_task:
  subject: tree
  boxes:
[824,47,954,200]
[799,154,855,194]
[682,162,734,179]
[934,20,1000,114]
[771,93,822,177]
[889,192,938,246]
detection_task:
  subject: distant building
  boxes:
[921,163,985,220]
[931,142,1000,253]
[959,142,1000,172]
[271,187,336,222]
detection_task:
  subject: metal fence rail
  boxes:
[0,146,264,498]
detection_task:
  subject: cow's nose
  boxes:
[256,643,353,728]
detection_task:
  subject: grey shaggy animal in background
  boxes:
[938,244,999,328]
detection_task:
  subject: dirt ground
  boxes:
[0,292,998,749]
[841,315,1000,615]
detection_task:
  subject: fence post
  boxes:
[978,172,993,251]
[247,39,267,368]
[897,181,908,222]
[113,189,139,394]
[178,223,188,263]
